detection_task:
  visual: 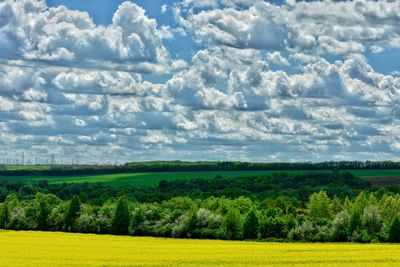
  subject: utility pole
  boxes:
[22,152,24,165]
[50,154,55,165]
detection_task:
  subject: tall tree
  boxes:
[243,208,259,239]
[0,202,9,229]
[348,211,363,239]
[224,208,242,240]
[37,199,50,231]
[331,211,350,241]
[0,194,19,230]
[65,195,81,231]
[307,190,332,221]
[388,215,400,243]
[112,197,130,235]
[362,205,381,235]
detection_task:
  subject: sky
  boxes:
[0,0,400,164]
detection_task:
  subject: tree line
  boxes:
[0,172,374,204]
[1,160,400,176]
[1,190,400,243]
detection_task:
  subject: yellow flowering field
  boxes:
[1,230,400,266]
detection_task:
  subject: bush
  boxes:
[288,221,315,241]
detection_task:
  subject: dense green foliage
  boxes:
[0,172,374,203]
[388,215,400,242]
[112,197,130,235]
[37,196,50,231]
[1,167,400,188]
[1,167,400,243]
[348,211,363,241]
[64,195,81,232]
[1,170,327,187]
[243,208,259,239]
[1,190,400,243]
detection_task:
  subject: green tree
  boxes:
[307,190,332,221]
[362,205,381,235]
[260,216,286,239]
[353,191,369,214]
[348,211,362,239]
[112,197,130,235]
[34,193,59,231]
[331,211,350,241]
[9,206,28,230]
[97,199,117,234]
[1,194,20,230]
[0,202,9,229]
[224,208,242,240]
[47,203,67,231]
[37,199,50,231]
[331,196,342,215]
[64,195,81,231]
[243,208,259,239]
[388,215,400,243]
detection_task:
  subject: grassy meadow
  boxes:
[0,230,399,266]
[0,169,400,187]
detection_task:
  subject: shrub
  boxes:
[288,221,315,241]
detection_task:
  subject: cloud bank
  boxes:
[0,0,399,163]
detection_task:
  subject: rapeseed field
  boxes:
[1,230,400,266]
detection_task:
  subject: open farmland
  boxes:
[0,231,399,266]
[0,169,400,187]
[0,170,306,187]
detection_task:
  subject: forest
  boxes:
[1,171,400,243]
[1,190,400,243]
[0,172,374,203]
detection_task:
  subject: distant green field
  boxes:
[0,170,305,187]
[0,169,400,187]
[345,169,400,177]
